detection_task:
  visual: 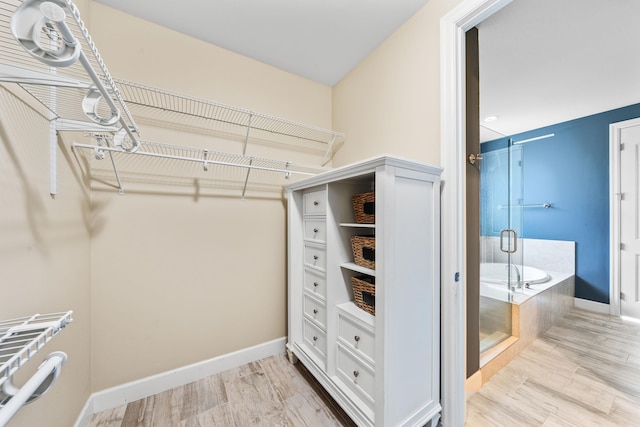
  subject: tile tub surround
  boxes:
[481,269,573,305]
[480,237,575,274]
[479,274,575,385]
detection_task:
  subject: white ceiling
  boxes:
[478,0,640,141]
[94,0,429,87]
[95,0,640,140]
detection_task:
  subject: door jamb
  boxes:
[440,0,511,425]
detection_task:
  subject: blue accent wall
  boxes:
[481,103,640,304]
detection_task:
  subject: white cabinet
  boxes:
[286,156,442,427]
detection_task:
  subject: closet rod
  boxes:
[0,352,67,427]
[0,311,73,425]
[73,143,322,176]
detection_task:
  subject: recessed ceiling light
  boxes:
[484,115,499,123]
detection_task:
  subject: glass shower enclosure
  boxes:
[479,142,524,354]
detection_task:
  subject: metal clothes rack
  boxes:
[0,0,140,146]
[0,0,344,197]
[74,138,327,196]
[0,311,73,426]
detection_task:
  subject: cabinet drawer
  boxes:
[303,293,327,329]
[338,311,375,364]
[303,189,327,215]
[303,269,326,299]
[336,343,375,407]
[303,219,326,243]
[304,244,326,270]
[303,318,327,363]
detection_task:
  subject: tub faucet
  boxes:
[505,263,522,290]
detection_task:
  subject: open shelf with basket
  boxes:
[286,156,442,427]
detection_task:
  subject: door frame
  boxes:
[609,117,640,316]
[440,0,512,425]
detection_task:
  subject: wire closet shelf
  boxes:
[0,0,344,196]
[0,311,73,425]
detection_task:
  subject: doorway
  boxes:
[440,0,513,425]
[611,117,640,319]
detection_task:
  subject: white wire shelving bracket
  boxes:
[0,0,141,147]
[0,311,73,426]
[0,0,344,197]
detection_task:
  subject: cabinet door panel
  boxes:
[304,293,327,329]
[336,344,375,407]
[304,219,327,243]
[303,318,327,361]
[338,312,375,364]
[303,189,327,215]
[304,244,326,271]
[303,269,326,299]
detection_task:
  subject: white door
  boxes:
[620,120,640,319]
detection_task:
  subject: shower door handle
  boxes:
[500,229,518,253]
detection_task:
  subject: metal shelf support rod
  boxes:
[241,158,253,199]
[243,114,252,156]
[73,143,320,176]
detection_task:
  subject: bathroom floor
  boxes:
[467,308,640,426]
[90,308,640,427]
[88,352,355,427]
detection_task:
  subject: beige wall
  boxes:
[0,82,92,425]
[86,3,333,391]
[332,0,462,168]
[1,0,468,423]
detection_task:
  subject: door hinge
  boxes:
[621,291,626,301]
[620,243,626,250]
[620,142,625,151]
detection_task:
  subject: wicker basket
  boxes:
[352,275,376,315]
[350,235,376,269]
[352,192,375,224]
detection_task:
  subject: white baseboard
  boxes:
[74,337,286,427]
[574,297,611,314]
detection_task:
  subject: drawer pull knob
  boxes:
[313,255,319,260]
[313,282,319,287]
[313,201,319,206]
[313,336,318,341]
[354,335,360,342]
[313,228,319,233]
[313,309,318,314]
[353,370,359,378]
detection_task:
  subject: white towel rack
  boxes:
[0,0,344,197]
[0,311,73,426]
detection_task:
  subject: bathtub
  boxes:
[480,262,549,285]
[480,262,570,305]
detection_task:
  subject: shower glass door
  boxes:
[479,142,524,354]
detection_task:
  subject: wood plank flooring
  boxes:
[88,353,356,427]
[466,309,640,426]
[90,309,640,427]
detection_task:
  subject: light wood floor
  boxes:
[88,353,356,427]
[90,309,640,427]
[466,309,640,426]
